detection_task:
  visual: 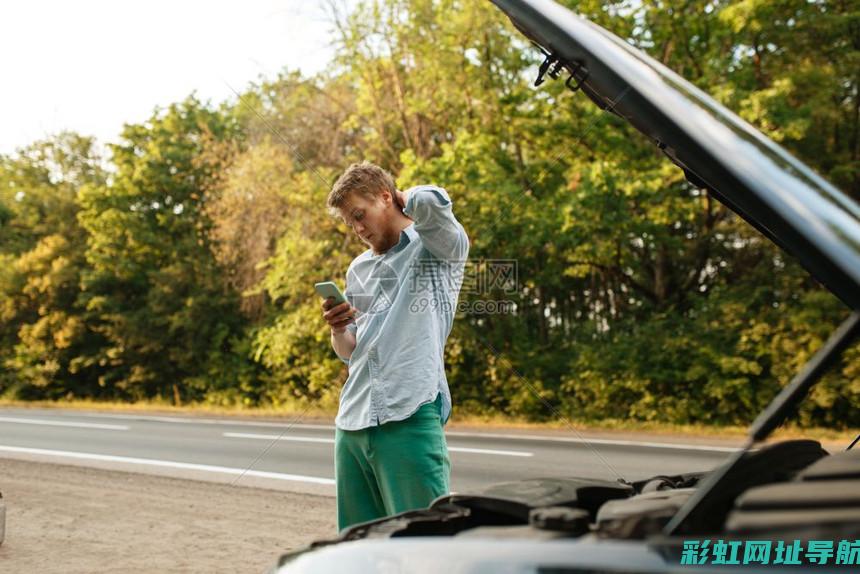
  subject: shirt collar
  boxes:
[397,223,417,250]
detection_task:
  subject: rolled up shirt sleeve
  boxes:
[402,185,469,261]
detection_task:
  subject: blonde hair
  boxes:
[327,161,397,217]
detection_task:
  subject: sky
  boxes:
[0,0,340,155]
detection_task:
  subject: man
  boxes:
[321,161,469,533]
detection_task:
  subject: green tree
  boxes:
[0,133,109,398]
[77,97,247,402]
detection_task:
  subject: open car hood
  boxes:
[492,0,860,310]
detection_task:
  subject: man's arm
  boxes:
[322,299,357,364]
[397,186,469,261]
[331,326,356,364]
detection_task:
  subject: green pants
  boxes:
[335,394,451,533]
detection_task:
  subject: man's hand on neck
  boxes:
[394,189,408,211]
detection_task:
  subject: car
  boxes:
[270,0,860,571]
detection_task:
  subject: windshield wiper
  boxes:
[663,310,860,535]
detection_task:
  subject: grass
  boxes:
[0,397,854,445]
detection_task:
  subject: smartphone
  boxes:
[315,281,348,305]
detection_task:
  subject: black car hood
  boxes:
[491,0,860,310]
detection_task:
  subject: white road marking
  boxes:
[224,432,334,444]
[0,416,128,431]
[223,432,534,457]
[0,445,335,485]
[6,411,335,430]
[447,446,533,457]
[445,431,740,453]
[0,410,740,452]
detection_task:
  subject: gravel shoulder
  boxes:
[0,458,335,573]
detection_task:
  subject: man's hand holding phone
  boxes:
[316,281,358,334]
[322,298,357,334]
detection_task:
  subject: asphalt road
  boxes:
[0,408,736,496]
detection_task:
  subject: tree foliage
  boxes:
[1,0,857,427]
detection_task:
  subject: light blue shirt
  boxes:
[334,185,470,431]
